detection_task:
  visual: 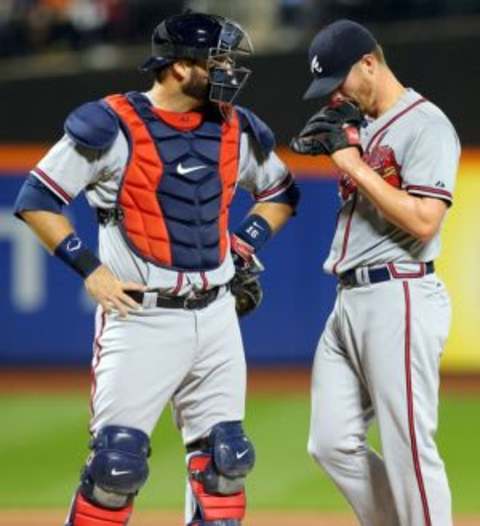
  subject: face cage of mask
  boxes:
[206,20,253,105]
[206,50,252,105]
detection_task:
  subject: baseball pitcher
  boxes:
[291,19,459,526]
[14,12,299,526]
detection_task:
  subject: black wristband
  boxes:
[54,233,102,279]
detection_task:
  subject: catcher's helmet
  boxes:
[141,12,254,105]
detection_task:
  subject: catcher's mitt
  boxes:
[290,101,364,156]
[230,236,264,317]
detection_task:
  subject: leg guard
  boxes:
[66,492,133,526]
[65,426,150,526]
[186,421,255,526]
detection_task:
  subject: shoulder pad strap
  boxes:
[64,100,119,150]
[236,106,276,156]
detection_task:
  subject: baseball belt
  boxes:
[126,285,228,310]
[339,261,434,288]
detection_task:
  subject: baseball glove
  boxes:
[230,264,263,317]
[230,235,264,317]
[290,101,364,156]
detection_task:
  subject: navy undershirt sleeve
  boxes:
[14,174,65,220]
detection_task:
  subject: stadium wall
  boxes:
[1,147,479,370]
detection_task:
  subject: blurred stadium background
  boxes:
[1,0,479,524]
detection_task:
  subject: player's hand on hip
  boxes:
[84,264,146,317]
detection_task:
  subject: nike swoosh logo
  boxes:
[236,449,250,460]
[177,163,206,175]
[111,468,131,476]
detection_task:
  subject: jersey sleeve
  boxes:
[237,132,293,203]
[401,119,460,205]
[30,134,122,205]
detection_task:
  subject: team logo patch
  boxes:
[338,144,401,201]
[66,237,82,252]
[364,145,402,188]
[310,55,323,75]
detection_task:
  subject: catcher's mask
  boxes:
[141,12,253,106]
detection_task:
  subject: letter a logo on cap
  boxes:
[310,55,323,75]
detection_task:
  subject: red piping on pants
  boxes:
[89,309,107,427]
[403,282,432,526]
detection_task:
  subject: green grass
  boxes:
[2,393,479,512]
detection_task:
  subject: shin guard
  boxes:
[65,492,133,526]
[187,454,245,525]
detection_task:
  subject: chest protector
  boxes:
[105,92,240,271]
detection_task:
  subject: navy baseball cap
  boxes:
[304,19,377,100]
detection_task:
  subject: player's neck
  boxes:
[373,71,406,118]
[147,83,204,113]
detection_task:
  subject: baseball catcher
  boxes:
[14,11,299,526]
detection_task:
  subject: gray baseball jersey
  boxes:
[324,88,460,275]
[31,94,290,294]
[309,89,460,526]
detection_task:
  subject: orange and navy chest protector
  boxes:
[64,91,278,271]
[102,92,240,271]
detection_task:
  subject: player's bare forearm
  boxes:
[331,149,447,242]
[20,209,144,316]
[19,210,74,253]
[248,202,293,234]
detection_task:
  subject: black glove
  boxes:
[290,101,364,156]
[230,235,264,317]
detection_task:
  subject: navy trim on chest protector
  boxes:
[127,91,229,271]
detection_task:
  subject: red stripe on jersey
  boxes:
[172,272,184,296]
[406,185,452,200]
[254,174,292,200]
[365,98,427,154]
[32,167,72,203]
[332,193,358,275]
[200,272,209,291]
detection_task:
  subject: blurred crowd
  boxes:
[0,0,185,57]
[1,0,479,59]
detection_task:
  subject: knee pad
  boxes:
[80,425,150,509]
[186,421,255,525]
[204,421,255,494]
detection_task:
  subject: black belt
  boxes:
[126,286,222,310]
[339,262,434,288]
[96,208,124,225]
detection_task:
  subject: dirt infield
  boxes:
[2,510,480,526]
[0,367,479,395]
